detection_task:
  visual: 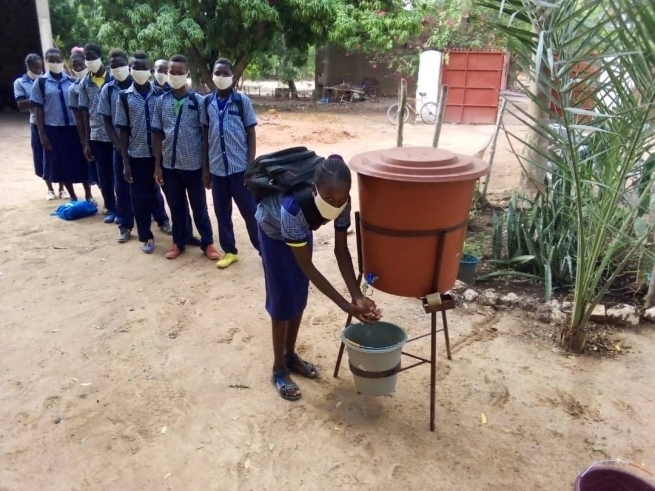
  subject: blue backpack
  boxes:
[54,201,98,220]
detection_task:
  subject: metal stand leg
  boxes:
[442,310,452,361]
[430,312,437,432]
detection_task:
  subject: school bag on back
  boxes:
[245,147,327,230]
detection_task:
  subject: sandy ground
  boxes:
[1,108,655,491]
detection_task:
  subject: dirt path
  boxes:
[1,111,654,490]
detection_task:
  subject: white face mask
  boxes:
[27,70,40,80]
[111,66,130,82]
[47,62,64,74]
[168,73,188,89]
[154,72,168,85]
[314,191,348,221]
[131,69,151,85]
[74,68,89,80]
[85,58,102,73]
[213,75,233,91]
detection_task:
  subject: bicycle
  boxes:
[387,92,438,125]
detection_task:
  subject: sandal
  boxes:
[271,368,301,401]
[285,353,320,379]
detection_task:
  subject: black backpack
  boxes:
[245,147,327,230]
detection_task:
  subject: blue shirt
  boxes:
[97,78,132,130]
[68,79,81,111]
[200,91,257,177]
[30,72,77,127]
[78,71,112,142]
[114,83,160,158]
[13,74,37,124]
[256,193,351,244]
[151,91,203,171]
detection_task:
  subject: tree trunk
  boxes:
[645,261,655,308]
[558,324,587,353]
[288,79,298,99]
[520,55,550,195]
[188,44,215,91]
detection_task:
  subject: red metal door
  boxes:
[442,50,507,124]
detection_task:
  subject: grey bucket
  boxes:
[342,322,408,396]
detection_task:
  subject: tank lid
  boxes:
[349,147,490,183]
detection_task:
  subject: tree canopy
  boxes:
[51,0,421,88]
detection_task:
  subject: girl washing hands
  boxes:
[255,154,382,401]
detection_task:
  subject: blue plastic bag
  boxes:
[54,200,98,220]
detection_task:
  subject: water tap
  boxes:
[362,273,378,297]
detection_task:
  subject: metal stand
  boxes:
[333,212,458,432]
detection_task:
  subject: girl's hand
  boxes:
[40,135,52,151]
[349,296,382,324]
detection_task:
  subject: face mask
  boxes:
[168,74,188,89]
[111,66,130,82]
[314,192,348,221]
[213,75,233,90]
[131,69,151,85]
[27,70,40,80]
[47,62,64,74]
[85,58,102,73]
[154,72,168,85]
[74,68,89,80]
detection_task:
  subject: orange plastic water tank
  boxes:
[350,146,489,298]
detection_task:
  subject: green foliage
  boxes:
[482,0,655,351]
[488,183,577,301]
[50,0,416,87]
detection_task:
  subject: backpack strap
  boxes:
[119,90,130,132]
[38,76,46,98]
[204,93,212,124]
[234,97,245,126]
[187,90,201,126]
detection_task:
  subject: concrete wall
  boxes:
[315,45,407,97]
[1,0,42,110]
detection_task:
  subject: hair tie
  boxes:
[327,154,344,162]
[71,46,84,55]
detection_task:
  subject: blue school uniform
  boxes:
[200,90,260,254]
[114,83,167,242]
[30,72,87,183]
[99,79,170,232]
[152,91,213,249]
[79,71,115,213]
[13,74,44,179]
[69,80,99,186]
[255,193,351,321]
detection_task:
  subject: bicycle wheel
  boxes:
[420,102,438,124]
[387,103,411,125]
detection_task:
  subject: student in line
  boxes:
[153,59,171,92]
[79,43,116,223]
[68,47,98,198]
[152,54,220,261]
[255,156,381,401]
[31,48,92,202]
[115,51,173,253]
[14,53,67,200]
[99,48,174,243]
[201,58,260,269]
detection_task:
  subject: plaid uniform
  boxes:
[256,193,351,244]
[68,80,81,111]
[30,72,77,126]
[151,91,203,171]
[13,74,37,124]
[78,72,112,142]
[114,84,159,158]
[199,91,257,176]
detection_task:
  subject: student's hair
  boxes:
[44,48,61,59]
[213,57,233,72]
[25,53,42,68]
[314,155,351,187]
[131,51,150,62]
[109,48,128,63]
[170,54,188,67]
[70,50,85,62]
[84,43,102,57]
